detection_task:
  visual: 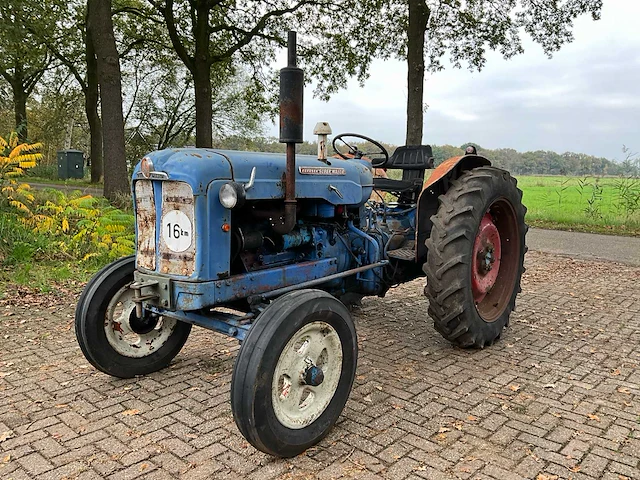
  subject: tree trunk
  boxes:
[85,12,103,184]
[405,0,429,146]
[193,63,213,148]
[88,0,129,199]
[14,86,27,142]
[12,63,28,142]
[193,1,212,148]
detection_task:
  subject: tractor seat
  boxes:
[372,177,418,192]
[373,145,434,194]
[384,145,434,170]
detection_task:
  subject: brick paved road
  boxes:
[1,251,640,480]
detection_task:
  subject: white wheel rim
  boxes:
[272,321,343,429]
[104,285,177,358]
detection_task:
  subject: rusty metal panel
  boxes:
[416,154,491,261]
[159,182,196,276]
[134,180,156,271]
[423,156,464,189]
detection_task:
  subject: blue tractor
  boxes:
[75,33,527,457]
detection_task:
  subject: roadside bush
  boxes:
[2,188,135,266]
[25,163,58,180]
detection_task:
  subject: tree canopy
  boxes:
[0,0,620,199]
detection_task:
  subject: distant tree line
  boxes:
[437,144,640,177]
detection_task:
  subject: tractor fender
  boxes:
[415,154,491,261]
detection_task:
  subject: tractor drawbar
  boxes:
[274,31,304,235]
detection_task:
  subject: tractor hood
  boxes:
[133,148,374,206]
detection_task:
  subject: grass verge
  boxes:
[517,175,640,237]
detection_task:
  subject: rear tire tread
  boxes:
[424,167,527,348]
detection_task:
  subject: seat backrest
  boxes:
[386,145,434,170]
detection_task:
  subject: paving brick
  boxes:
[579,452,610,477]
[17,452,54,476]
[384,456,420,479]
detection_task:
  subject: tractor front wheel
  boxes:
[75,256,192,378]
[424,167,527,348]
[231,289,357,457]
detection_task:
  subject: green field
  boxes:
[516,175,640,236]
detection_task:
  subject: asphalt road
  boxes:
[528,228,640,266]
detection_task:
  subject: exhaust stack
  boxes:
[274,31,303,235]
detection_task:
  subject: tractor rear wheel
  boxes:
[231,289,357,457]
[424,167,527,348]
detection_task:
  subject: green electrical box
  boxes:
[57,150,84,179]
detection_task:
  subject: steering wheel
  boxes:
[332,133,389,168]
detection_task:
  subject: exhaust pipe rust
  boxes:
[274,31,304,235]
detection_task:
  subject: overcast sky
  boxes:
[269,1,640,161]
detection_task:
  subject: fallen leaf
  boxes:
[570,465,581,472]
[543,383,556,389]
[2,454,10,463]
[121,409,141,416]
[438,427,451,433]
[55,404,68,409]
[587,414,600,422]
[551,412,562,418]
[612,368,621,376]
[467,415,477,421]
[0,431,14,442]
[536,475,558,480]
[140,463,149,471]
[617,387,631,394]
[509,384,521,392]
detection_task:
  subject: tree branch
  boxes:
[25,24,87,92]
[112,5,164,24]
[150,0,194,71]
[210,1,317,63]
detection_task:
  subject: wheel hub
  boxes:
[304,365,325,387]
[471,213,502,304]
[104,285,178,358]
[272,321,342,429]
[128,310,159,334]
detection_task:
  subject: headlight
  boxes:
[219,182,245,209]
[140,157,153,177]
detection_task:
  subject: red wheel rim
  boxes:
[471,213,502,304]
[472,198,520,322]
